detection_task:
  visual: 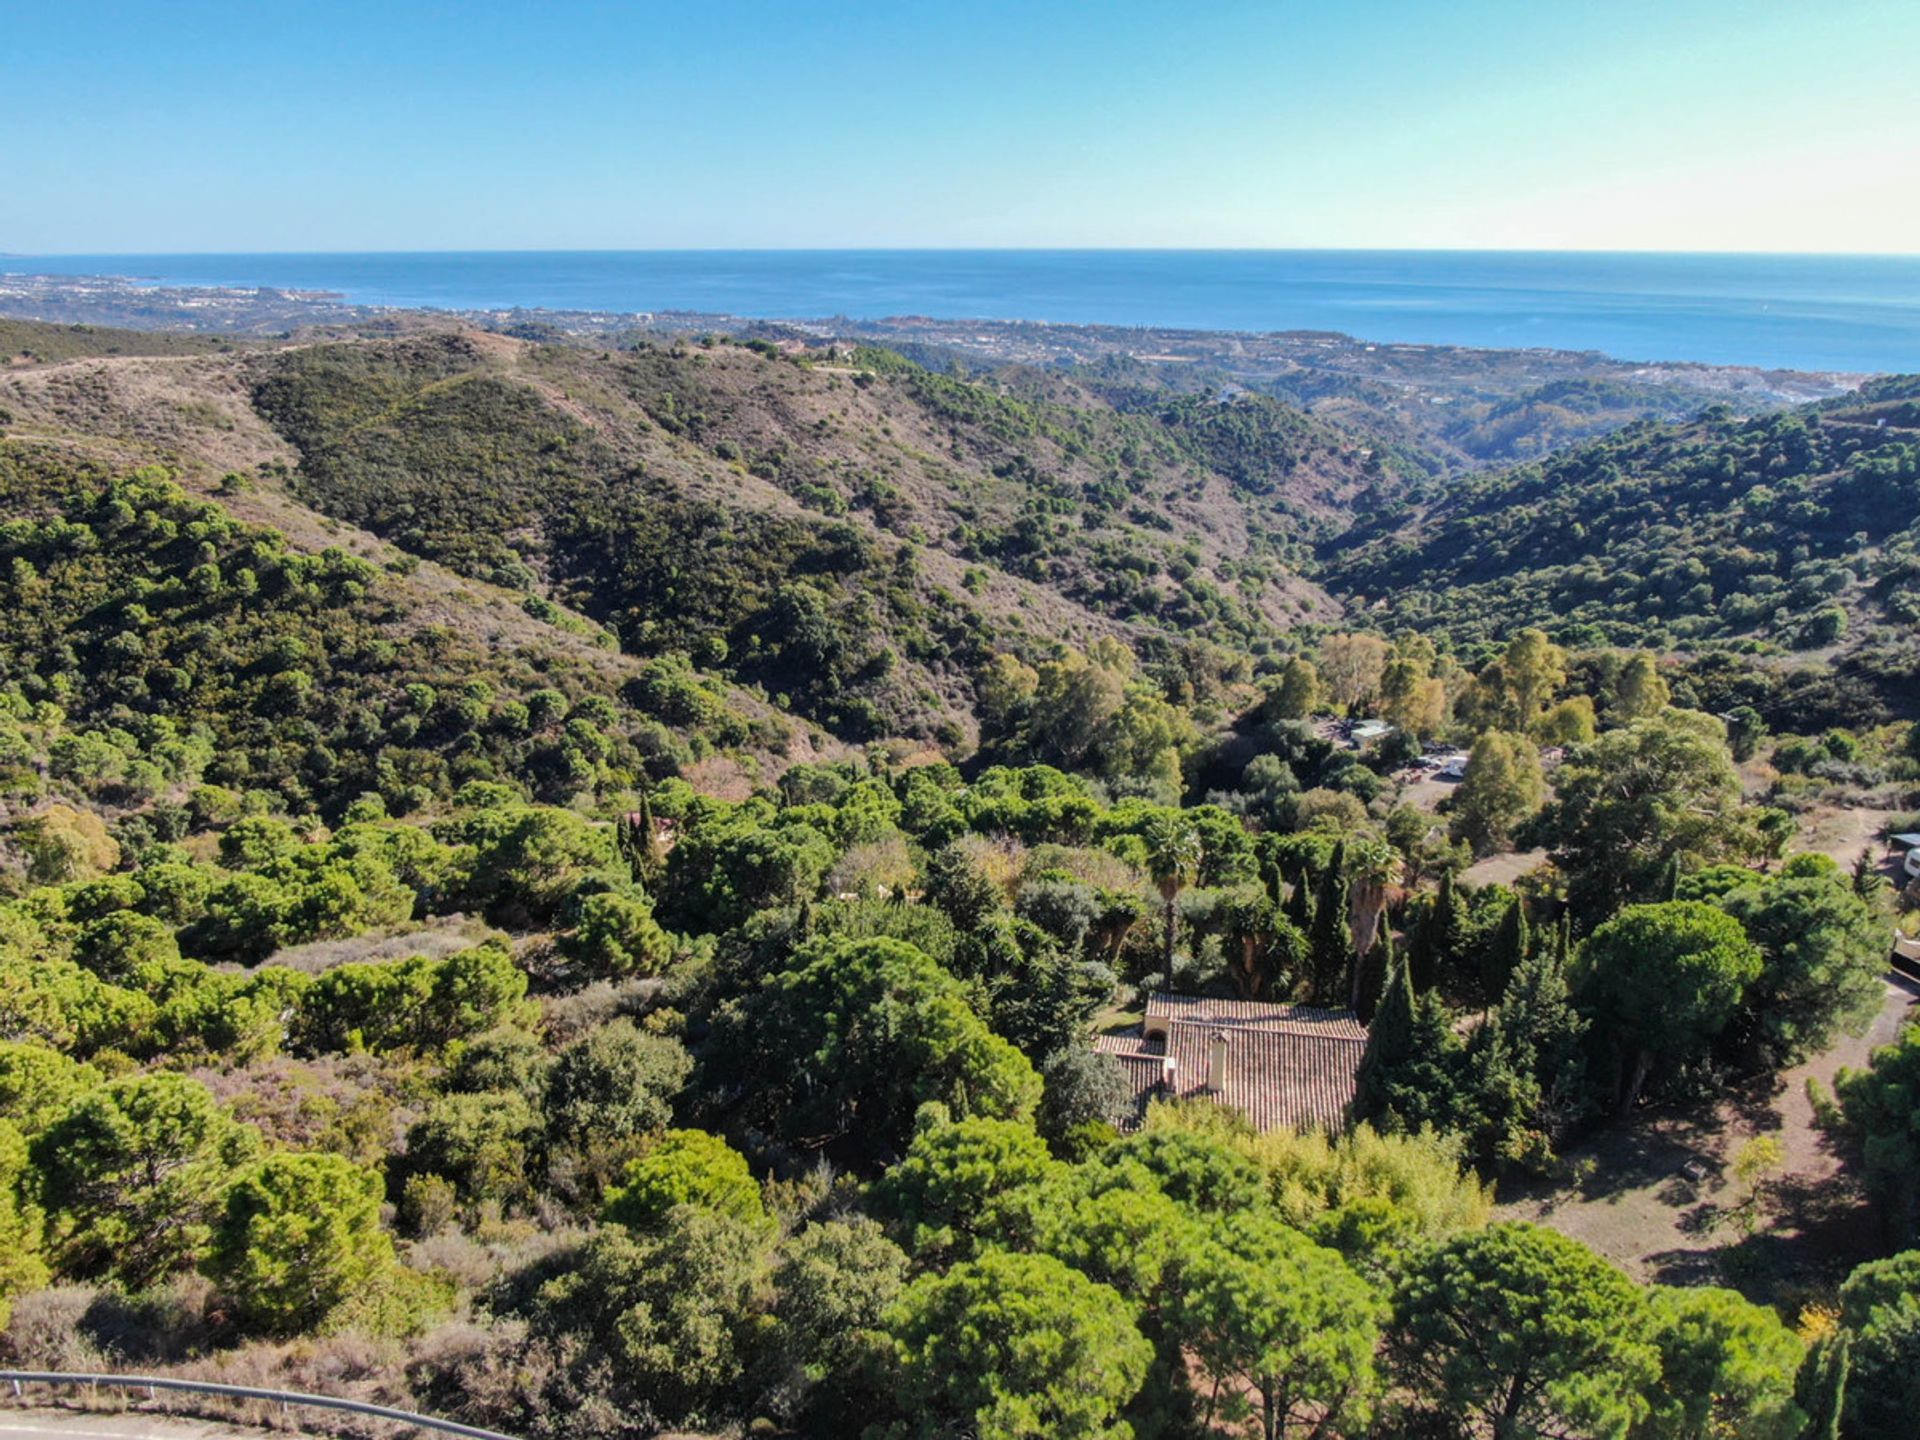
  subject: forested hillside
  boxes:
[1327,378,1920,651]
[3,324,1404,745]
[2,321,1920,1439]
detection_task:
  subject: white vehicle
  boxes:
[1895,834,1920,880]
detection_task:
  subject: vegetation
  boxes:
[1,320,1918,1439]
[1327,382,1920,668]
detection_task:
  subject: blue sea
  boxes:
[11,250,1920,373]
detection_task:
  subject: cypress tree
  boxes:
[616,807,638,877]
[1256,841,1286,911]
[1433,866,1458,943]
[1283,862,1315,932]
[1482,894,1530,999]
[1407,892,1440,994]
[1657,851,1682,902]
[1405,894,1430,994]
[1410,868,1462,994]
[1358,955,1466,1134]
[1470,921,1590,1168]
[1401,990,1468,1134]
[621,791,663,890]
[1356,924,1394,1024]
[1503,928,1586,1094]
[1309,844,1349,1006]
[1355,950,1415,1124]
[1794,1332,1849,1440]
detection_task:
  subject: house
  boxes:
[1093,993,1368,1134]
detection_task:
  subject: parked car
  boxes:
[1891,833,1920,879]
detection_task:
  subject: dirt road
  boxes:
[1501,971,1918,1301]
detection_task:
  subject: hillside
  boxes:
[1,317,252,365]
[1321,377,1920,660]
[1,322,1399,744]
[8,318,1919,743]
[3,316,1920,1440]
[825,314,1859,471]
[0,445,820,823]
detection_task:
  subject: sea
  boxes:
[11,249,1920,374]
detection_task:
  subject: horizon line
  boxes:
[7,244,1920,261]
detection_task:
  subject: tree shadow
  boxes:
[1643,1171,1879,1303]
[1503,1108,1728,1211]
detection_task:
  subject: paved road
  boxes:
[0,1413,296,1438]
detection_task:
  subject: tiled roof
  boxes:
[1092,1041,1173,1098]
[1144,992,1368,1041]
[1096,993,1367,1135]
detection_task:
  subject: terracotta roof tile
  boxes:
[1144,992,1368,1042]
[1096,993,1367,1135]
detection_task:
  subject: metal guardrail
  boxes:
[0,1371,522,1440]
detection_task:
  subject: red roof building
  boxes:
[1093,992,1367,1134]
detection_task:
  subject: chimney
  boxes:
[1161,1055,1178,1093]
[1208,1029,1229,1093]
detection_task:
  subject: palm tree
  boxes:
[1344,836,1402,1010]
[1143,811,1203,993]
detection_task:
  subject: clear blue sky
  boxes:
[4,0,1917,254]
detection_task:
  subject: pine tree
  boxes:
[1794,1332,1849,1440]
[1852,847,1889,899]
[1308,844,1350,1005]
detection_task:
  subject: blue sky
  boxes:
[4,0,1917,253]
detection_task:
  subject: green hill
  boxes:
[1322,378,1920,653]
[4,323,1399,745]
